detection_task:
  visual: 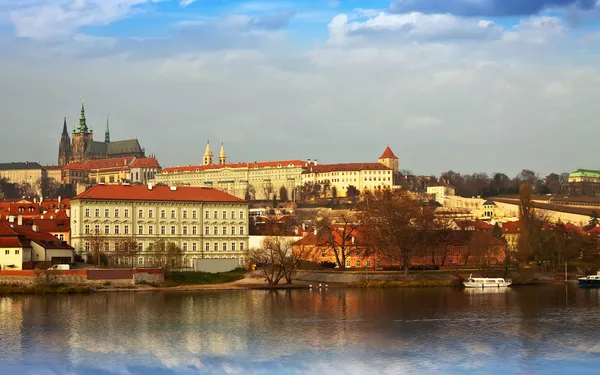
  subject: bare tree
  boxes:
[279,186,289,202]
[316,211,362,269]
[517,184,535,265]
[262,181,274,200]
[468,231,502,277]
[360,188,425,277]
[116,236,140,268]
[331,186,338,198]
[248,237,288,285]
[245,184,256,201]
[83,229,110,267]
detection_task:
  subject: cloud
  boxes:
[389,0,599,17]
[328,12,503,45]
[4,0,164,40]
[180,0,196,7]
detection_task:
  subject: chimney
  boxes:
[170,186,177,191]
[314,159,318,166]
[148,182,153,190]
[302,223,306,231]
[308,159,311,165]
[66,208,70,218]
[58,196,62,204]
[33,198,37,203]
[313,228,317,235]
[17,215,22,226]
[32,224,39,232]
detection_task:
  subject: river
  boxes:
[0,285,599,374]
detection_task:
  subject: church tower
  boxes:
[203,141,213,165]
[105,116,110,143]
[218,143,227,165]
[58,117,72,166]
[378,145,399,172]
[71,99,94,163]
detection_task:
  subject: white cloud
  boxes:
[503,16,565,44]
[179,0,196,7]
[4,0,163,40]
[327,11,503,45]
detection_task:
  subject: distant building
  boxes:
[426,182,456,203]
[301,147,399,197]
[567,169,600,196]
[63,156,161,185]
[0,162,46,195]
[154,148,305,200]
[69,184,249,267]
[58,100,146,166]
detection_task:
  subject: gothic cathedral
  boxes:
[58,100,146,166]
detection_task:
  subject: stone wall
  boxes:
[294,270,401,283]
[0,268,163,286]
[134,269,164,285]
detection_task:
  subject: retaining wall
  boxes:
[0,268,163,286]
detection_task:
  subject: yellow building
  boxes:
[154,145,305,200]
[301,147,399,197]
[426,182,456,203]
[0,162,47,196]
[69,184,249,267]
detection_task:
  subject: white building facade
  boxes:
[70,184,249,267]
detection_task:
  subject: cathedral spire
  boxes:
[105,115,110,143]
[218,142,227,165]
[79,98,88,132]
[62,117,68,135]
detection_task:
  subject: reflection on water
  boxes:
[0,286,599,374]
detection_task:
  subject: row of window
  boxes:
[132,256,245,267]
[344,259,380,268]
[84,208,246,220]
[4,250,20,255]
[84,224,246,236]
[84,242,246,252]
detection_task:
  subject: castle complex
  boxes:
[58,100,145,166]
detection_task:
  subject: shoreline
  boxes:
[0,278,567,295]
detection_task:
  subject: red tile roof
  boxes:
[43,165,63,171]
[88,157,135,171]
[162,160,305,174]
[0,221,32,248]
[130,157,161,169]
[303,163,390,174]
[15,227,72,249]
[379,146,398,160]
[40,198,70,210]
[73,184,245,203]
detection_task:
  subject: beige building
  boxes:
[43,165,63,183]
[0,162,47,196]
[301,147,399,197]
[154,147,305,200]
[69,184,249,267]
[426,182,456,204]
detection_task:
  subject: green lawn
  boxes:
[167,269,246,285]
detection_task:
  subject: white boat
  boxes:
[464,274,512,288]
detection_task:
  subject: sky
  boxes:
[1,0,600,177]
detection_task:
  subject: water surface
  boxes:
[1,285,599,374]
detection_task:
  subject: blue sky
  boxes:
[1,0,600,176]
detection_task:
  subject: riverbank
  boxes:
[0,270,572,295]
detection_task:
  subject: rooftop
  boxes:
[73,184,245,203]
[162,160,305,174]
[0,162,44,171]
[379,146,398,160]
[303,163,391,174]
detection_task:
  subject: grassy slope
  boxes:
[166,269,246,286]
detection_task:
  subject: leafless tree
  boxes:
[279,186,289,202]
[316,211,362,269]
[116,236,141,268]
[468,231,502,278]
[262,181,274,200]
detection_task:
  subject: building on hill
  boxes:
[62,156,161,185]
[58,100,146,166]
[0,162,47,196]
[301,146,400,198]
[69,184,249,267]
[566,169,600,196]
[154,158,305,200]
[426,182,456,204]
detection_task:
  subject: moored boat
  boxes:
[578,272,600,288]
[464,274,512,288]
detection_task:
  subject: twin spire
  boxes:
[203,141,227,165]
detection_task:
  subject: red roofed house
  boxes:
[0,221,74,270]
[70,184,249,267]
